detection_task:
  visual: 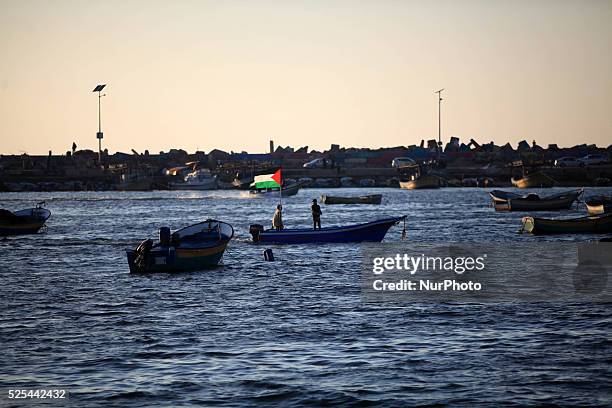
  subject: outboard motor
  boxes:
[133,238,153,273]
[159,227,171,246]
[249,224,264,242]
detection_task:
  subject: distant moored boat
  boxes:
[399,175,443,190]
[169,169,218,190]
[521,213,612,235]
[0,203,51,236]
[489,189,582,211]
[320,194,382,205]
[511,172,555,188]
[249,181,304,197]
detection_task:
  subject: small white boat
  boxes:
[169,169,218,190]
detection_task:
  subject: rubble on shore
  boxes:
[1,138,610,191]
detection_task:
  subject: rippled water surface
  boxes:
[1,188,611,406]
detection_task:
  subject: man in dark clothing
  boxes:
[272,204,283,231]
[311,199,322,230]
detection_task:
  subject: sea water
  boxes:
[1,187,610,406]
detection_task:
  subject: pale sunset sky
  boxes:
[0,0,611,155]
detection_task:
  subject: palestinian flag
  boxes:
[250,169,282,189]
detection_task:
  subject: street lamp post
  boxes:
[435,88,444,160]
[92,84,107,164]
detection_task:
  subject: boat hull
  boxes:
[522,213,612,235]
[320,194,382,204]
[399,175,442,190]
[489,189,582,211]
[249,182,302,197]
[0,207,51,236]
[251,216,404,244]
[0,222,47,236]
[126,242,228,273]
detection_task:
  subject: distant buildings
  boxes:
[1,138,610,191]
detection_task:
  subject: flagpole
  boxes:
[279,167,283,207]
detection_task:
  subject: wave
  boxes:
[0,196,239,203]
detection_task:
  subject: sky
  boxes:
[0,0,611,155]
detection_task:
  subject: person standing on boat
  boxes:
[311,199,322,230]
[272,204,284,230]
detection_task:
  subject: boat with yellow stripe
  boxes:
[0,203,51,236]
[126,219,234,273]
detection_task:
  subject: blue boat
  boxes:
[249,216,406,244]
[126,219,234,273]
[0,203,51,236]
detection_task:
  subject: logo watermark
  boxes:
[361,242,612,303]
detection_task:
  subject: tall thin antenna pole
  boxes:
[435,89,444,145]
[435,88,444,161]
[279,168,283,207]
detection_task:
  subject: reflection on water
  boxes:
[0,188,610,406]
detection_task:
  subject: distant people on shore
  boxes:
[272,204,284,230]
[311,199,322,230]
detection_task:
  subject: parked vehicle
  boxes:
[554,157,580,167]
[303,158,327,168]
[359,178,376,187]
[340,177,354,187]
[313,178,337,188]
[579,154,609,166]
[298,177,314,187]
[391,157,416,168]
